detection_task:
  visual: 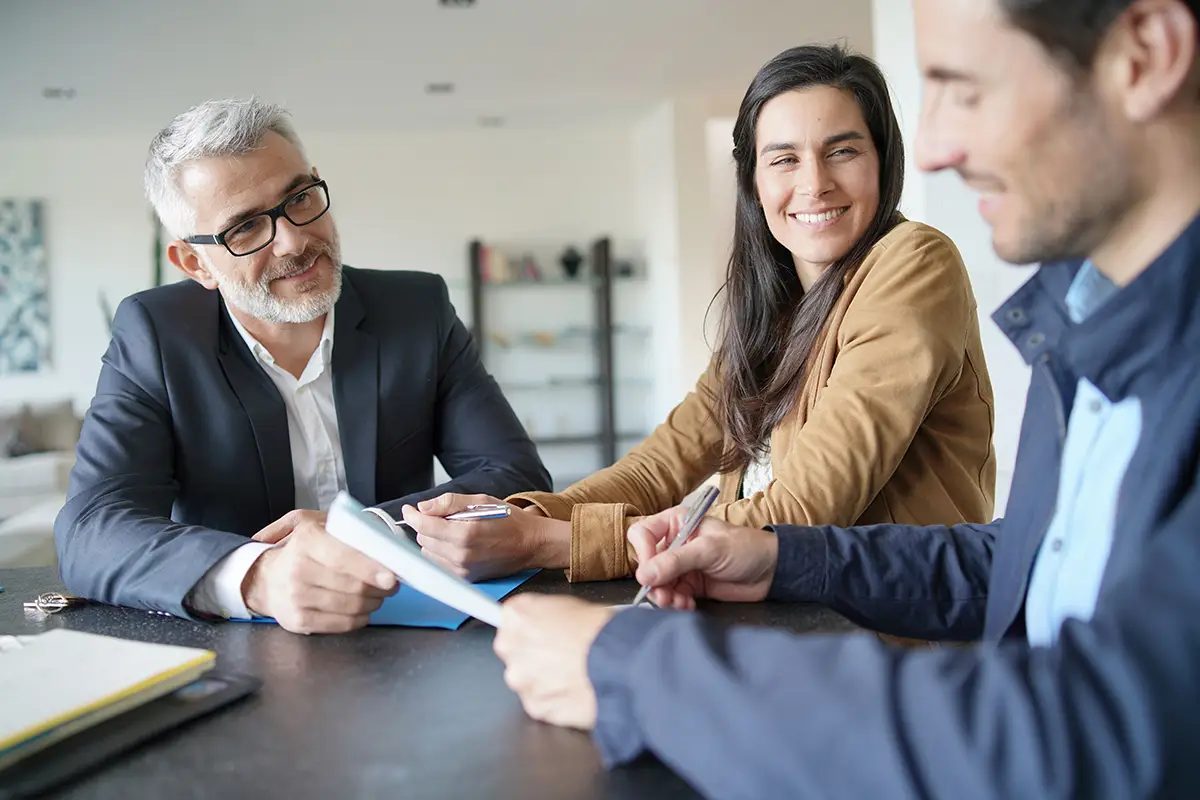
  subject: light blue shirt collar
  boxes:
[1064,261,1118,324]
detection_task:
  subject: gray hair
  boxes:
[144,97,307,238]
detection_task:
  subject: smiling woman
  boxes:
[714,44,900,475]
[406,44,1000,595]
[753,95,880,291]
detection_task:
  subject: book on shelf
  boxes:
[477,243,545,284]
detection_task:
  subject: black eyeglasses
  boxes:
[184,179,331,257]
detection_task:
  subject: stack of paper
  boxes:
[0,630,215,771]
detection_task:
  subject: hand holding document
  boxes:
[325,492,507,627]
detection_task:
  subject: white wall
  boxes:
[633,104,685,422]
[871,0,926,220]
[0,135,154,411]
[633,95,740,421]
[871,0,1032,514]
[305,127,640,287]
[924,178,1036,515]
[0,126,645,416]
[706,118,737,312]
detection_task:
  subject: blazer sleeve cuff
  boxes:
[567,503,636,582]
[588,607,672,768]
[505,491,574,521]
[764,524,829,602]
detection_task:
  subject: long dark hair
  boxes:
[712,43,906,472]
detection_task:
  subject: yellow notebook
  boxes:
[0,629,215,771]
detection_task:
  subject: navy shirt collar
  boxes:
[994,211,1200,401]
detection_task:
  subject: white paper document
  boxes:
[325,491,503,627]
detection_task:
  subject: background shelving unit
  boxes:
[467,236,652,489]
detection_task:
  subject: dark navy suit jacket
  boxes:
[588,214,1200,799]
[55,267,550,617]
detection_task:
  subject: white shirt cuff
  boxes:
[187,541,274,619]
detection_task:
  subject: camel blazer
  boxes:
[509,221,997,581]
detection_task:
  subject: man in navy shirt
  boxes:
[493,0,1200,797]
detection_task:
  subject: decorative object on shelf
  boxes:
[487,326,600,350]
[0,198,51,374]
[486,326,607,351]
[559,246,584,279]
[517,254,542,281]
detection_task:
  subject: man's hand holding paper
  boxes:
[243,509,399,634]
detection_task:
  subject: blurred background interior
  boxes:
[0,0,1033,568]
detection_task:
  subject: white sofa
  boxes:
[0,399,80,567]
[0,497,62,567]
[0,449,74,520]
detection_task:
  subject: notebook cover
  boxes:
[0,631,216,766]
[0,671,261,800]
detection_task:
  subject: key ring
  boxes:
[23,592,88,614]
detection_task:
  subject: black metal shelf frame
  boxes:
[469,236,625,467]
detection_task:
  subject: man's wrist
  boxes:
[185,541,273,620]
[241,546,277,618]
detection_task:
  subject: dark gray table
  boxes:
[0,566,858,799]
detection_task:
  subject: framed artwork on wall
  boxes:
[0,198,51,374]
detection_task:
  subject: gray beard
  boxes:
[213,239,343,324]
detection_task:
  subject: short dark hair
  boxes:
[1001,0,1200,69]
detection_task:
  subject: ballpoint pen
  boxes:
[629,484,720,608]
[446,503,512,521]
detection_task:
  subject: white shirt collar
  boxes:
[225,304,335,370]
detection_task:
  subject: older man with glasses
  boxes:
[54,97,551,635]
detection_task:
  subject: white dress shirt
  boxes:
[187,308,347,618]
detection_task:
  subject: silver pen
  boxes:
[445,503,512,521]
[630,485,720,607]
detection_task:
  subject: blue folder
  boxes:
[232,569,539,630]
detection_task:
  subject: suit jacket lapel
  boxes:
[215,299,295,519]
[332,273,379,506]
